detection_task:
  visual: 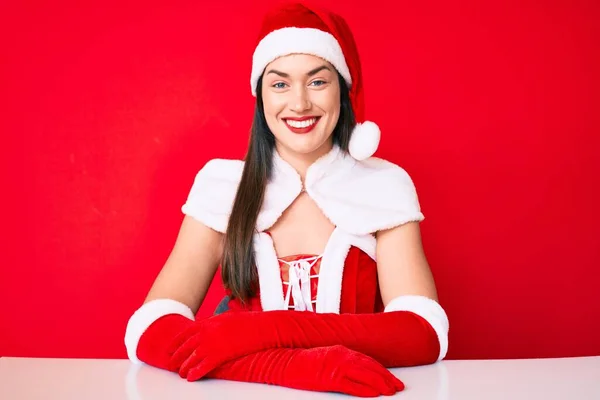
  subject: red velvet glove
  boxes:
[207,345,405,397]
[175,295,448,381]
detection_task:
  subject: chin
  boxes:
[279,135,330,155]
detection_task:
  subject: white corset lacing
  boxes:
[280,255,322,311]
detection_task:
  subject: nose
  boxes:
[289,86,311,113]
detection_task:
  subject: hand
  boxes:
[200,345,405,397]
[168,311,246,374]
[172,310,311,378]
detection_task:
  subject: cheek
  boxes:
[316,91,340,120]
[262,92,286,120]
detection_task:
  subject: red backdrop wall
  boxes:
[1,0,599,360]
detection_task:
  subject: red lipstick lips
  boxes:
[283,116,320,134]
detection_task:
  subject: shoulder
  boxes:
[180,158,245,233]
[313,154,425,235]
[360,155,424,220]
[354,156,417,185]
[196,158,245,181]
[328,153,422,203]
[356,156,425,233]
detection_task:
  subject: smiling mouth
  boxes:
[285,117,318,128]
[283,117,320,134]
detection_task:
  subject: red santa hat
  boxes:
[250,2,380,161]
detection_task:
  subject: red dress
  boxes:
[226,246,384,315]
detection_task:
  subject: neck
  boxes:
[275,140,334,182]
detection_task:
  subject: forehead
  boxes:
[265,53,335,74]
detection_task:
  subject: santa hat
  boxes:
[250,2,380,161]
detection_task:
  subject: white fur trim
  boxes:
[181,145,424,236]
[348,233,377,261]
[124,299,195,364]
[181,159,244,233]
[384,295,449,361]
[315,228,352,314]
[260,152,303,231]
[181,157,303,233]
[251,27,352,96]
[254,232,287,311]
[306,146,425,235]
[349,121,381,161]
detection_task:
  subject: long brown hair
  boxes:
[221,72,356,303]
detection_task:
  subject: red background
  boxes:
[1,0,599,360]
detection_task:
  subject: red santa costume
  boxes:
[124,2,449,397]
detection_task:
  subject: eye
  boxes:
[272,82,288,89]
[310,80,327,87]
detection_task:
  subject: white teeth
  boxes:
[286,118,317,128]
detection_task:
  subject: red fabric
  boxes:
[257,3,332,43]
[206,345,404,397]
[226,246,383,314]
[173,309,440,381]
[339,246,385,314]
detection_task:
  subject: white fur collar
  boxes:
[181,144,424,235]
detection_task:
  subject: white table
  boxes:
[1,356,599,399]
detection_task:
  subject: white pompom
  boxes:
[348,121,381,161]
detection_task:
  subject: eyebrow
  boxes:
[266,65,332,78]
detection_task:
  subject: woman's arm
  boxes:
[375,221,438,304]
[144,215,223,311]
[124,215,223,366]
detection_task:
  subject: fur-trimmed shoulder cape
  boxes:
[181,145,424,314]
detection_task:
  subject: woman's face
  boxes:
[261,54,341,157]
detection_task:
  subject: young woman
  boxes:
[125,2,449,397]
